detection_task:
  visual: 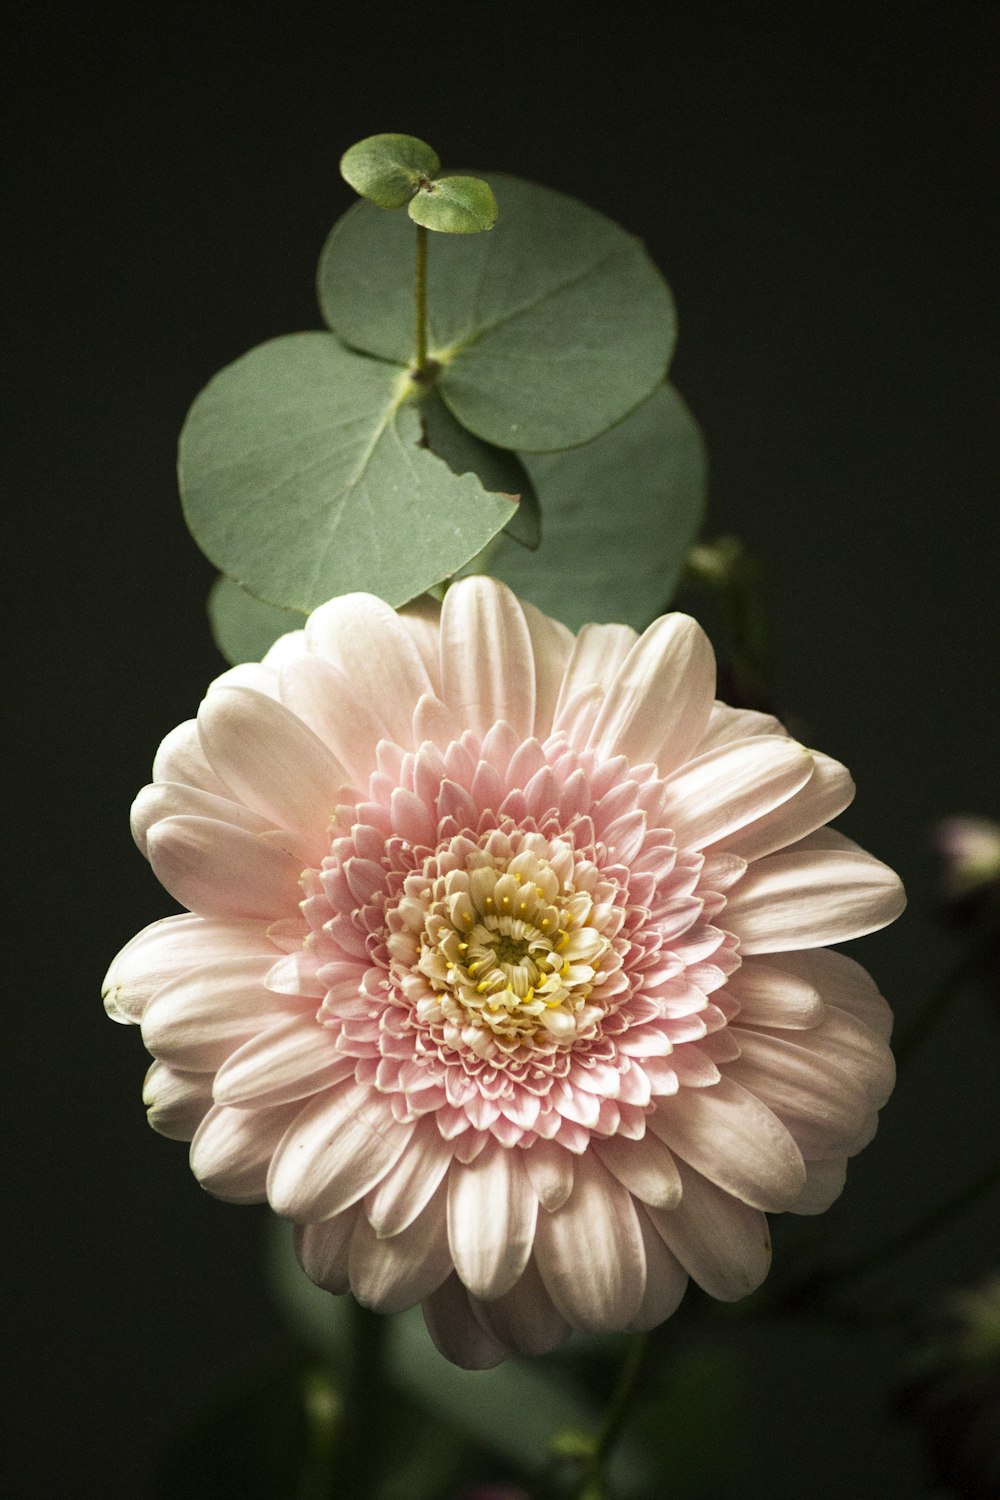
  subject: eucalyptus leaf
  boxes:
[319,175,676,452]
[419,389,540,549]
[179,333,517,612]
[488,384,706,632]
[208,576,306,665]
[340,132,440,209]
[408,175,498,233]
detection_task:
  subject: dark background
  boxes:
[5,3,997,1495]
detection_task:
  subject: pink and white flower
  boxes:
[105,579,904,1367]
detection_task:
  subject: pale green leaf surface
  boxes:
[340,133,440,209]
[318,175,676,452]
[208,576,306,665]
[419,389,540,548]
[179,333,517,612]
[408,175,498,233]
[489,384,706,632]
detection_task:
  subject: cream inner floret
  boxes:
[386,834,619,1060]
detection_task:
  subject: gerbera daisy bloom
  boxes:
[104,578,904,1367]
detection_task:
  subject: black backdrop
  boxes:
[5,4,997,1495]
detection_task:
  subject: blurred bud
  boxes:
[895,1273,1000,1499]
[937,818,1000,902]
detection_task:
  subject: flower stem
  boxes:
[574,1332,650,1499]
[894,918,1000,1069]
[414,223,428,375]
[343,1298,385,1500]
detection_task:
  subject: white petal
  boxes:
[190,1101,300,1203]
[588,614,716,774]
[147,815,305,920]
[647,1160,771,1301]
[103,914,273,1025]
[349,1186,452,1313]
[553,623,638,721]
[279,653,387,786]
[197,686,346,847]
[659,737,813,850]
[143,1061,214,1141]
[770,1004,895,1108]
[440,577,536,740]
[152,719,228,795]
[267,1083,414,1222]
[212,1015,354,1108]
[787,1157,848,1214]
[523,1140,575,1211]
[131,781,276,858]
[767,947,893,1039]
[649,1077,806,1212]
[398,594,443,692]
[520,600,574,739]
[447,1141,538,1300]
[628,1208,689,1331]
[365,1119,456,1237]
[306,593,434,748]
[723,956,825,1029]
[593,1132,683,1208]
[140,956,298,1070]
[724,1028,870,1158]
[295,1207,360,1293]
[422,1274,509,1369]
[470,1256,570,1356]
[715,751,855,861]
[534,1152,645,1332]
[697,702,787,751]
[723,844,906,953]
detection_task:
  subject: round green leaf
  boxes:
[408,175,497,233]
[488,384,706,631]
[339,132,440,209]
[179,333,518,612]
[419,389,540,549]
[318,174,676,452]
[208,576,306,665]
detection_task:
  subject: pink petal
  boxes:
[534,1152,646,1332]
[152,719,228,796]
[724,957,825,1029]
[447,1141,538,1300]
[279,653,389,785]
[190,1101,301,1203]
[647,1160,772,1301]
[147,815,305,920]
[723,844,906,953]
[520,599,574,739]
[140,956,299,1070]
[715,751,855,861]
[365,1119,456,1237]
[397,594,443,692]
[649,1076,806,1212]
[103,914,273,1025]
[787,1157,848,1215]
[295,1206,361,1294]
[211,1014,354,1108]
[766,947,893,1039]
[440,577,536,740]
[698,702,787,751]
[470,1256,570,1356]
[588,614,716,775]
[131,781,277,858]
[553,623,638,721]
[305,593,434,748]
[349,1186,452,1313]
[659,737,813,850]
[629,1208,689,1331]
[267,1083,414,1222]
[143,1061,214,1141]
[593,1132,682,1208]
[197,686,346,848]
[724,1029,870,1158]
[523,1140,575,1211]
[423,1274,509,1369]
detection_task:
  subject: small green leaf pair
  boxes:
[340,132,497,234]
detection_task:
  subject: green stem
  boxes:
[894,917,999,1069]
[342,1299,385,1500]
[575,1332,650,1499]
[414,222,428,374]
